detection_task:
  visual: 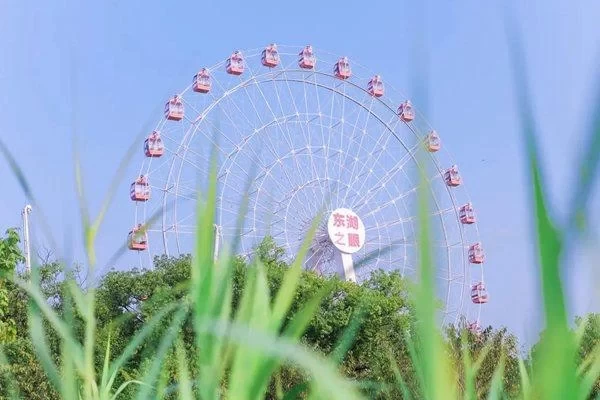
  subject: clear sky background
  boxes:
[1,0,599,348]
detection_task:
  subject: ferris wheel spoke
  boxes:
[245,90,319,213]
[331,78,349,207]
[349,140,422,209]
[282,71,327,203]
[346,118,403,203]
[336,97,375,207]
[268,76,317,193]
[342,116,400,204]
[354,172,443,217]
[362,206,455,233]
[226,78,309,204]
[309,70,332,197]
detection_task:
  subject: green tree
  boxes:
[445,324,521,398]
[0,228,24,344]
[1,258,61,399]
[575,313,600,398]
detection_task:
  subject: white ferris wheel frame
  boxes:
[131,44,487,326]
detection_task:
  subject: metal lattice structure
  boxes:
[128,44,488,327]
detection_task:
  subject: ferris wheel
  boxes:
[127,44,489,328]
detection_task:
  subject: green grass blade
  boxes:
[175,339,194,400]
[486,356,505,400]
[104,199,175,272]
[517,358,531,400]
[269,208,322,332]
[577,342,600,399]
[461,332,476,400]
[192,139,220,400]
[330,305,365,365]
[104,302,179,394]
[28,308,63,393]
[244,283,333,399]
[282,283,330,340]
[567,80,600,234]
[505,13,578,399]
[110,380,148,400]
[0,139,57,252]
[412,149,453,400]
[13,278,83,367]
[135,305,189,400]
[100,331,112,395]
[388,349,413,400]
[282,383,308,400]
[199,319,364,400]
[229,261,274,399]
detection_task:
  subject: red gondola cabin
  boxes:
[398,100,415,122]
[367,75,384,97]
[261,44,280,67]
[128,224,147,251]
[471,282,489,304]
[144,131,164,157]
[130,175,150,202]
[298,45,315,69]
[426,130,441,152]
[467,321,481,335]
[459,203,476,224]
[226,51,244,75]
[444,165,462,187]
[193,68,211,93]
[165,96,184,121]
[468,242,485,264]
[334,57,351,79]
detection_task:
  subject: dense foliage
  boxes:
[0,232,597,399]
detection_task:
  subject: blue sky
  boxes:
[1,0,598,347]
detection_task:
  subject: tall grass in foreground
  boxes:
[0,21,599,400]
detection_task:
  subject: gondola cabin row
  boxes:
[468,242,485,264]
[193,68,211,93]
[426,131,441,152]
[165,96,184,121]
[261,44,280,67]
[298,45,316,69]
[471,282,489,304]
[367,75,384,97]
[130,175,150,202]
[459,203,476,224]
[444,165,461,187]
[398,100,414,122]
[144,131,164,157]
[334,57,351,79]
[226,51,244,75]
[128,224,148,251]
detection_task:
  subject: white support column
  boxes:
[333,251,357,283]
[21,204,32,274]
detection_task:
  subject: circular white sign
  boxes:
[327,208,366,254]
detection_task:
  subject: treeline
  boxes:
[0,232,598,399]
